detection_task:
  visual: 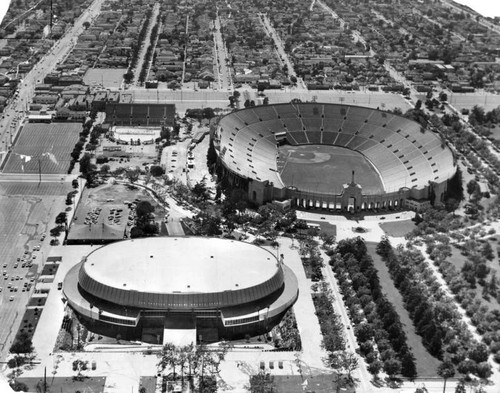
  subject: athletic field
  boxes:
[3,123,82,174]
[278,145,384,195]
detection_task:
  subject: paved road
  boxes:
[214,10,233,91]
[0,0,106,167]
[258,13,307,90]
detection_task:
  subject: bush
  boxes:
[9,381,29,392]
[7,355,27,368]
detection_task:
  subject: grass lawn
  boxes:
[139,376,157,393]
[306,220,337,237]
[366,242,441,377]
[17,376,106,393]
[379,220,415,237]
[273,374,352,393]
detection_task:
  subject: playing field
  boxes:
[3,123,82,174]
[279,145,384,195]
[84,67,127,89]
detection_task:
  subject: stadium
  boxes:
[62,237,299,344]
[213,103,456,211]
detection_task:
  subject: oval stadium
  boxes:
[63,237,298,343]
[213,103,456,211]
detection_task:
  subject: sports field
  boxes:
[278,145,384,195]
[3,123,82,174]
[84,67,126,89]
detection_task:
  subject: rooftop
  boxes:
[82,237,280,294]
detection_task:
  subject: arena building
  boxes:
[214,103,456,211]
[63,237,298,343]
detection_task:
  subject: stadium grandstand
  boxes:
[104,102,175,127]
[63,237,298,344]
[214,103,456,211]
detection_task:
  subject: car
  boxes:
[3,263,7,268]
[2,270,6,276]
[21,263,26,268]
[40,235,45,241]
[7,282,12,288]
[32,255,36,259]
[13,263,18,268]
[16,257,20,262]
[14,287,18,292]
[9,296,14,301]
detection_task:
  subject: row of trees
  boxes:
[67,110,98,174]
[312,283,346,353]
[157,342,231,392]
[124,8,154,84]
[138,14,161,84]
[377,238,493,378]
[331,238,417,378]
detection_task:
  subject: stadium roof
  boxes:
[82,237,279,294]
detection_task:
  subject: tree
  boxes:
[367,360,383,375]
[466,180,479,199]
[383,358,401,379]
[326,351,359,382]
[455,381,466,393]
[149,166,165,177]
[126,169,140,184]
[468,343,489,363]
[83,21,91,30]
[10,332,34,354]
[249,372,274,393]
[437,360,455,393]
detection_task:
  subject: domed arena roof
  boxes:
[77,237,283,310]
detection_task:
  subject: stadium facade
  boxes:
[63,237,298,343]
[214,103,456,210]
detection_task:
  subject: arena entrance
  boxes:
[163,315,197,346]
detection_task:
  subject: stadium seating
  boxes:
[217,104,455,194]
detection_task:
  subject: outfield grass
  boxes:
[279,145,384,195]
[366,242,441,377]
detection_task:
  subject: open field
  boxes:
[279,145,384,195]
[3,123,82,174]
[448,93,500,112]
[366,242,441,377]
[84,68,126,89]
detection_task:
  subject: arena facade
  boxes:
[214,103,456,211]
[63,237,298,343]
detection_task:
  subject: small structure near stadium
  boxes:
[63,237,298,343]
[214,103,456,211]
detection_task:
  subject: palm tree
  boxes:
[437,360,455,393]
